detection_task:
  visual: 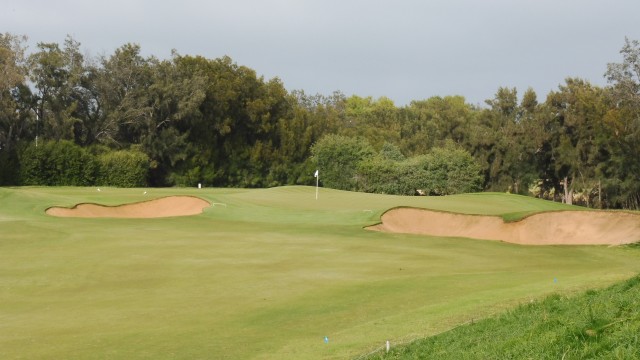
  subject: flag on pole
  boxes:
[314,170,319,200]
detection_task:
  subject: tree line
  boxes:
[1,34,640,208]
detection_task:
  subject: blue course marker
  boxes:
[324,336,329,344]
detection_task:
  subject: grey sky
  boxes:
[3,0,639,106]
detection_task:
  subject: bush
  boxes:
[0,147,20,185]
[97,149,149,187]
[358,157,425,195]
[413,145,483,195]
[358,143,483,196]
[311,134,375,191]
[19,140,97,186]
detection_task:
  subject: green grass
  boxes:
[1,186,639,359]
[370,274,640,359]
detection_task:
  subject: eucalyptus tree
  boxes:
[160,54,297,187]
[470,87,522,191]
[0,33,31,152]
[400,96,474,156]
[543,78,609,205]
[28,36,85,142]
[141,54,207,186]
[341,95,400,150]
[311,134,375,191]
[94,43,155,146]
[272,90,346,185]
[603,37,640,208]
[0,33,32,184]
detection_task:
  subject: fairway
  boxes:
[1,186,640,359]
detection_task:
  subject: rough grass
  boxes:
[369,274,640,359]
[1,186,639,359]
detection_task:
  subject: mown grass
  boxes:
[1,186,639,359]
[370,274,640,359]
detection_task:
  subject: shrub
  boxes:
[0,147,20,185]
[97,149,149,187]
[358,157,426,195]
[418,145,483,195]
[19,140,97,186]
[358,143,482,196]
[311,134,375,191]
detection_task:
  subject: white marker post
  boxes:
[386,340,390,353]
[314,169,319,200]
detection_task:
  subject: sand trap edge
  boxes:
[45,195,211,219]
[366,206,640,246]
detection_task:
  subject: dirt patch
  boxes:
[46,196,210,219]
[367,208,640,245]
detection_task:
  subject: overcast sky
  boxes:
[3,0,640,106]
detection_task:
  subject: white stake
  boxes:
[314,169,319,200]
[386,340,390,353]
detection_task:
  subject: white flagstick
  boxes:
[314,169,319,200]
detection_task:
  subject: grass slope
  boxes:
[1,186,639,359]
[371,274,640,359]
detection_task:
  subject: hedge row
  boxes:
[311,135,483,195]
[358,147,483,196]
[9,141,149,187]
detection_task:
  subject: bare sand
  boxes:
[367,208,640,245]
[46,196,210,219]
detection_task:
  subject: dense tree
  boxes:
[358,142,482,196]
[400,96,474,156]
[28,37,86,143]
[341,96,400,150]
[412,143,483,195]
[603,38,640,208]
[469,87,520,191]
[542,79,609,205]
[0,33,32,151]
[0,33,32,184]
[96,149,149,187]
[3,34,640,209]
[311,134,375,191]
[70,44,153,147]
[19,140,96,186]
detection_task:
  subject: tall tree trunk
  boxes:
[598,179,602,209]
[563,176,573,205]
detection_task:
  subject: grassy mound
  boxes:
[369,274,640,359]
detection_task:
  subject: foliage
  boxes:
[0,147,19,185]
[0,33,33,156]
[603,38,640,209]
[379,142,406,161]
[96,149,149,187]
[311,134,375,191]
[19,140,96,186]
[358,143,482,195]
[2,33,640,208]
[415,144,483,195]
[358,157,422,195]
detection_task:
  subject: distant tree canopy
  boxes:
[2,33,640,208]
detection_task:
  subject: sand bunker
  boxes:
[368,208,640,245]
[46,196,210,219]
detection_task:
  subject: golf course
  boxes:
[2,186,640,359]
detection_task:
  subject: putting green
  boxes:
[1,186,639,359]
